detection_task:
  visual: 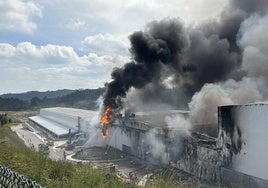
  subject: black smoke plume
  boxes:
[104,19,189,109]
[103,0,268,111]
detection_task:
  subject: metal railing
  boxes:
[0,165,43,188]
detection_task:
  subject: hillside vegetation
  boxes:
[0,89,74,101]
[0,88,105,111]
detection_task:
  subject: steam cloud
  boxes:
[102,0,268,125]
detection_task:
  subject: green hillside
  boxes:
[0,88,105,111]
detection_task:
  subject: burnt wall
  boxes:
[218,104,268,181]
[217,106,242,157]
[174,137,227,183]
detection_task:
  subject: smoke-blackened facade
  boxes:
[104,103,268,186]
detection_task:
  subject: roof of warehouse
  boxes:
[40,107,98,119]
[220,102,268,108]
[29,116,77,136]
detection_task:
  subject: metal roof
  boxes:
[29,116,77,136]
[40,107,98,119]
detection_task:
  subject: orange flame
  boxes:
[100,106,112,138]
[100,106,112,126]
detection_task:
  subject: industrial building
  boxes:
[28,107,97,139]
[104,103,268,187]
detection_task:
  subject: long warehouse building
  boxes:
[29,107,98,139]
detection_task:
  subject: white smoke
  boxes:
[84,95,106,147]
[96,95,104,111]
[140,114,189,164]
[189,84,232,124]
[144,128,169,164]
[165,113,191,131]
[124,86,176,112]
[189,77,264,125]
[221,78,264,104]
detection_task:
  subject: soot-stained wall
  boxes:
[107,104,268,183]
[218,104,268,181]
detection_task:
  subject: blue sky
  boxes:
[0,0,227,94]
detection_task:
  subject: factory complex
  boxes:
[27,104,268,187]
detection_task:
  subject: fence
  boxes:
[0,165,42,188]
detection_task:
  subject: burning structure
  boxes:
[23,0,268,186]
[100,105,112,137]
[97,103,268,187]
[94,0,268,186]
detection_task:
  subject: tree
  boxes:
[0,113,8,125]
[30,97,42,106]
[0,97,28,111]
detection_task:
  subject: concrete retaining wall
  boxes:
[221,167,268,188]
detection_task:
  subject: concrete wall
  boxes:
[221,167,268,188]
[107,124,155,162]
[108,126,133,151]
[219,104,268,181]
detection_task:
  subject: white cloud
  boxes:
[39,44,80,63]
[0,0,42,33]
[0,42,128,67]
[0,42,81,65]
[35,0,227,35]
[65,18,85,30]
[5,66,31,74]
[82,34,129,56]
[0,42,129,94]
[0,43,16,57]
[87,52,128,68]
[93,0,228,29]
[16,42,39,56]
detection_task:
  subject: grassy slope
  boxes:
[0,123,124,188]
